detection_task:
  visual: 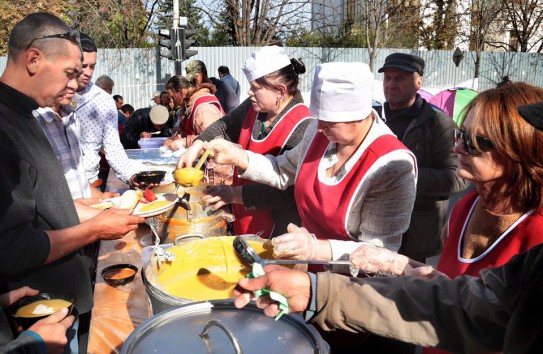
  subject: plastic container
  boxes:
[101,263,138,287]
[138,138,166,149]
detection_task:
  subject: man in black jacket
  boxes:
[121,105,174,149]
[379,53,469,263]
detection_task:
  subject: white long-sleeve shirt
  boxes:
[74,82,136,183]
[241,116,417,259]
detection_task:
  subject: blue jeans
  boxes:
[65,314,79,353]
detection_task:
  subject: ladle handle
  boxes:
[194,148,212,170]
[262,259,351,266]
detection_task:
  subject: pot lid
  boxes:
[122,300,328,354]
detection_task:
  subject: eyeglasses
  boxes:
[454,128,494,155]
[26,29,81,50]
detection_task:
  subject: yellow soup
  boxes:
[138,200,172,213]
[153,236,273,301]
[15,299,72,318]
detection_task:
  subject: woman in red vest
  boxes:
[350,83,543,276]
[164,75,224,149]
[177,46,313,238]
[181,62,418,265]
[344,83,543,353]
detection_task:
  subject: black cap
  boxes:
[518,102,543,131]
[378,53,425,76]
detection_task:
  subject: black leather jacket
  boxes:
[384,96,470,259]
[121,107,174,149]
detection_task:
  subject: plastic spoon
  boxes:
[193,147,212,170]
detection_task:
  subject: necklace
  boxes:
[257,120,267,140]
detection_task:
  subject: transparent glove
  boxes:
[271,223,319,260]
[349,244,409,276]
[164,137,186,151]
[176,140,204,169]
[204,138,248,168]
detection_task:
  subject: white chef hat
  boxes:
[242,46,292,82]
[310,62,374,123]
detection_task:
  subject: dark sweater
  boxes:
[0,81,93,314]
[210,77,239,114]
[0,309,43,354]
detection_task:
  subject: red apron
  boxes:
[295,132,410,271]
[439,192,543,278]
[232,103,313,238]
[426,192,543,354]
[184,94,224,136]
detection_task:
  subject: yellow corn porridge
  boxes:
[153,236,273,301]
[15,299,72,318]
[138,200,172,213]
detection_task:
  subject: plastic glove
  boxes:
[201,185,242,210]
[164,137,186,151]
[271,223,319,260]
[176,140,204,169]
[349,244,409,276]
[204,138,248,169]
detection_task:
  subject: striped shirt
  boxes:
[33,106,91,199]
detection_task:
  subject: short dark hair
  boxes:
[113,95,123,102]
[218,65,230,75]
[79,32,97,53]
[8,12,72,59]
[120,104,134,115]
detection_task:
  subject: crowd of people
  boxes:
[1,11,543,354]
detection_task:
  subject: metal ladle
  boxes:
[233,236,352,267]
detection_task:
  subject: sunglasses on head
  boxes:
[26,29,81,49]
[454,128,494,156]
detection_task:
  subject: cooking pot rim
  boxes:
[121,299,329,354]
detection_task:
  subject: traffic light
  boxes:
[158,29,177,60]
[179,28,198,61]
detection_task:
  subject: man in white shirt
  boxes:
[72,33,137,187]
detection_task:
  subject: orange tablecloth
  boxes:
[87,225,151,354]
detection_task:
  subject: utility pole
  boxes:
[173,0,181,75]
[157,0,198,75]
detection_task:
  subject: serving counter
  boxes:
[87,225,151,354]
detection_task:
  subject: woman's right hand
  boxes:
[176,140,204,169]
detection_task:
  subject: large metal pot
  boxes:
[142,236,269,315]
[121,300,330,354]
[151,183,232,243]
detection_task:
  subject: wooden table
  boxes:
[87,225,152,354]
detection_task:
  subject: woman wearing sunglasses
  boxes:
[344,81,543,350]
[428,81,543,284]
